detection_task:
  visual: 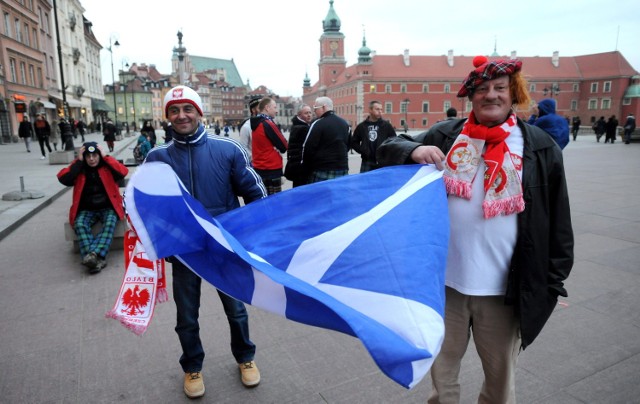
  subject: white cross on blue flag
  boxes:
[125,162,449,389]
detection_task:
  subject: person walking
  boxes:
[103,119,117,152]
[378,56,574,403]
[33,114,53,159]
[302,96,351,183]
[18,116,33,153]
[250,97,288,194]
[604,115,619,144]
[571,116,581,141]
[351,100,397,172]
[57,142,128,274]
[593,116,606,142]
[623,114,636,144]
[144,86,266,399]
[50,118,61,151]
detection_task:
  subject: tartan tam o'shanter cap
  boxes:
[457,55,522,97]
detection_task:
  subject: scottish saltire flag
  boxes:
[125,162,449,389]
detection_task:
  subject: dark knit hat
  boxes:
[457,56,522,97]
[83,141,101,156]
[247,96,261,109]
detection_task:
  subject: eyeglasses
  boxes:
[313,105,324,110]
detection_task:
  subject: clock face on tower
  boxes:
[329,41,338,50]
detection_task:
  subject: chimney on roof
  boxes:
[552,51,559,67]
[510,50,517,60]
[447,49,454,67]
[403,49,410,67]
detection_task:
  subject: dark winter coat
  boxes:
[377,117,574,349]
[302,110,350,172]
[534,99,569,149]
[351,117,397,168]
[284,115,310,184]
[18,121,33,138]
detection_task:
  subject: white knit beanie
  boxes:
[164,86,203,117]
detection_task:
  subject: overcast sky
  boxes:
[80,0,640,98]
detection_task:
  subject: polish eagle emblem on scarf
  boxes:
[121,284,151,316]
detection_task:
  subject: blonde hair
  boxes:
[509,72,531,111]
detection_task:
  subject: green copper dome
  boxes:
[624,75,640,98]
[323,0,341,32]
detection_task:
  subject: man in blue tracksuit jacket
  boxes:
[145,86,266,399]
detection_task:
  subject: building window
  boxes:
[622,97,631,106]
[4,12,10,36]
[571,100,578,111]
[401,84,406,93]
[423,84,429,93]
[444,84,450,93]
[601,99,611,109]
[422,102,429,113]
[603,81,611,92]
[37,67,43,88]
[370,84,376,93]
[444,101,451,111]
[15,18,21,42]
[44,12,49,33]
[422,118,428,126]
[401,101,409,114]
[32,28,37,48]
[588,99,597,110]
[9,58,17,82]
[28,64,35,86]
[23,23,29,46]
[385,84,391,93]
[590,82,598,93]
[529,83,536,93]
[385,102,392,114]
[573,83,579,92]
[19,62,27,84]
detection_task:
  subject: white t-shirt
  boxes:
[445,128,524,296]
[239,120,252,159]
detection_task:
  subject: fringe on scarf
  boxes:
[104,310,148,336]
[444,176,472,200]
[482,194,525,219]
[156,288,169,303]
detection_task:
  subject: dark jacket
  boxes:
[284,115,310,184]
[103,122,117,142]
[34,119,51,139]
[18,121,33,138]
[377,117,574,349]
[534,99,569,149]
[302,110,350,172]
[57,155,128,226]
[351,117,397,168]
[145,124,266,217]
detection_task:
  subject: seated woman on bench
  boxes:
[57,142,128,274]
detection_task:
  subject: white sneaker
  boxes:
[40,156,45,160]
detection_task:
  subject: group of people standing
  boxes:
[114,52,576,401]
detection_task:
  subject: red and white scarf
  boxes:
[106,229,168,336]
[444,111,524,218]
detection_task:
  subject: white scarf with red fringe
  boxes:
[443,112,524,218]
[106,229,168,336]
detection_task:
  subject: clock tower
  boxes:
[318,0,346,89]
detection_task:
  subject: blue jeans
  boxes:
[172,260,256,372]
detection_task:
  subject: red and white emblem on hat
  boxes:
[172,88,183,99]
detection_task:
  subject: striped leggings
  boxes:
[74,209,119,258]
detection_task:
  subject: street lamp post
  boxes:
[543,84,560,98]
[107,36,119,128]
[403,98,410,133]
[121,65,136,133]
